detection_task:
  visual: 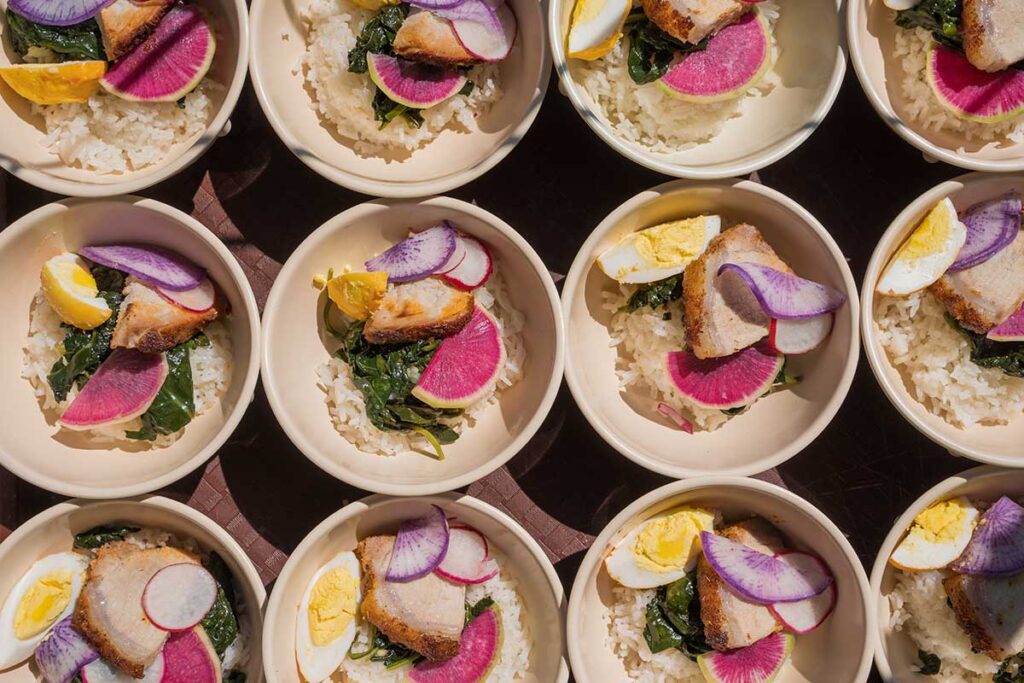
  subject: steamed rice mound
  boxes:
[605,586,704,682]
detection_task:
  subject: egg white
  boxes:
[566,0,631,57]
[598,216,721,284]
[877,198,967,296]
[605,510,718,589]
[890,497,980,571]
[295,551,361,683]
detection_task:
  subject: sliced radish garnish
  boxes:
[35,617,99,683]
[989,303,1024,342]
[82,655,165,683]
[79,245,205,292]
[950,496,1024,576]
[450,523,490,556]
[949,191,1021,272]
[717,263,847,320]
[657,402,694,434]
[448,0,517,62]
[386,505,451,582]
[436,527,499,584]
[769,552,837,633]
[442,236,492,290]
[436,225,468,274]
[366,224,457,283]
[700,531,832,604]
[157,277,215,313]
[768,314,834,354]
[142,563,218,632]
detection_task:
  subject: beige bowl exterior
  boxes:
[262,492,569,682]
[567,477,874,682]
[548,0,844,179]
[861,173,1024,467]
[0,197,261,498]
[870,466,1024,680]
[848,0,1024,172]
[261,196,564,495]
[0,0,249,197]
[562,179,859,478]
[0,496,266,682]
[248,0,549,197]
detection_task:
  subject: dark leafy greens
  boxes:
[126,335,209,441]
[201,552,241,659]
[895,0,1023,71]
[620,274,683,313]
[947,314,1024,378]
[996,654,1024,682]
[372,87,424,129]
[5,9,105,62]
[643,572,711,660]
[73,525,140,549]
[912,649,942,676]
[625,8,709,85]
[465,596,495,625]
[348,624,424,669]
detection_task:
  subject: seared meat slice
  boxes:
[73,542,199,678]
[356,536,466,661]
[97,0,171,62]
[110,277,223,354]
[944,572,1024,661]
[698,518,786,651]
[640,0,749,45]
[930,229,1024,333]
[683,224,793,359]
[392,11,483,67]
[963,0,1024,73]
[363,277,474,345]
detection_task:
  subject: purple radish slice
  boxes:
[718,263,848,320]
[665,345,783,411]
[449,0,517,62]
[142,563,218,632]
[927,43,1024,124]
[436,527,500,584]
[989,302,1024,342]
[405,0,466,9]
[35,617,99,683]
[367,53,468,109]
[159,628,220,683]
[436,227,469,274]
[768,551,837,634]
[949,192,1022,272]
[100,5,215,103]
[697,632,795,683]
[699,531,832,604]
[657,402,694,434]
[410,606,502,682]
[7,0,113,27]
[79,245,205,292]
[82,655,165,683]
[386,505,451,582]
[157,278,215,313]
[768,314,833,354]
[365,223,458,283]
[59,349,167,430]
[442,235,493,290]
[950,496,1024,576]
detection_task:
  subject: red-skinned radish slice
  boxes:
[950,496,1024,576]
[450,523,490,556]
[386,505,451,582]
[8,0,112,26]
[366,224,457,283]
[989,303,1024,342]
[82,655,165,683]
[442,236,493,290]
[436,225,468,274]
[949,192,1021,272]
[768,314,833,354]
[665,345,783,411]
[35,617,99,683]
[718,263,847,320]
[59,349,167,430]
[436,526,500,584]
[769,552,837,633]
[79,245,205,292]
[159,628,221,683]
[657,402,694,434]
[448,0,517,62]
[158,278,215,313]
[699,531,832,604]
[142,563,218,632]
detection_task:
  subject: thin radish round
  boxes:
[436,227,468,274]
[449,0,517,62]
[989,303,1024,342]
[769,552,837,633]
[950,496,1024,576]
[142,563,218,632]
[79,245,205,292]
[8,0,112,26]
[699,532,832,604]
[82,654,165,683]
[949,192,1021,272]
[386,505,451,582]
[657,402,694,434]
[365,224,457,283]
[768,314,834,354]
[405,0,466,9]
[442,236,492,290]
[157,278,215,313]
[436,528,499,584]
[35,617,99,683]
[717,263,847,320]
[450,523,490,556]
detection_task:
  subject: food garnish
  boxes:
[365,223,459,283]
[767,315,833,355]
[58,348,168,431]
[697,631,794,683]
[926,43,1024,124]
[141,564,219,632]
[7,0,111,27]
[35,616,99,683]
[767,552,837,634]
[717,262,848,320]
[441,235,492,290]
[367,53,470,109]
[950,496,1024,576]
[989,303,1024,342]
[79,244,206,292]
[408,605,502,682]
[665,345,784,411]
[436,527,500,585]
[949,191,1022,272]
[386,505,452,582]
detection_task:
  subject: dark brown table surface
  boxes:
[0,69,981,681]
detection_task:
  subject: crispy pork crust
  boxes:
[363,280,474,345]
[392,11,482,67]
[98,0,171,62]
[943,574,1000,659]
[110,279,225,354]
[929,277,992,332]
[639,0,748,44]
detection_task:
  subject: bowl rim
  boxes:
[0,196,262,499]
[868,464,1013,681]
[860,171,1024,467]
[547,0,846,179]
[847,0,1024,173]
[561,177,861,479]
[247,0,551,198]
[0,0,251,197]
[566,475,876,683]
[260,195,566,496]
[261,491,570,683]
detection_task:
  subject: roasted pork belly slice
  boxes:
[72,542,200,678]
[640,0,749,44]
[963,0,1024,72]
[356,535,466,661]
[363,277,474,345]
[97,0,171,62]
[110,277,223,354]
[930,230,1024,333]
[392,11,482,67]
[683,223,793,359]
[944,572,1024,661]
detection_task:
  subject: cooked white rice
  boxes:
[339,565,532,682]
[570,2,780,153]
[875,291,1024,428]
[317,271,526,455]
[22,291,233,447]
[893,27,1024,145]
[887,569,998,682]
[301,0,502,155]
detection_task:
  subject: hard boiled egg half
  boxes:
[295,551,361,683]
[0,551,88,668]
[890,496,979,571]
[598,215,721,284]
[877,198,967,296]
[604,507,718,589]
[565,0,632,60]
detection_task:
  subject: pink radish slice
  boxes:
[59,349,167,430]
[82,655,165,683]
[450,523,490,557]
[157,278,215,313]
[768,314,833,354]
[769,551,837,633]
[718,263,848,320]
[405,0,464,9]
[35,617,99,683]
[386,505,451,582]
[442,236,493,289]
[436,527,500,584]
[949,192,1022,272]
[410,607,501,682]
[366,224,457,283]
[159,629,220,683]
[950,496,1024,576]
[79,245,205,292]
[142,563,218,632]
[449,0,517,62]
[436,224,468,274]
[699,531,832,604]
[657,402,694,434]
[665,345,783,411]
[989,303,1024,342]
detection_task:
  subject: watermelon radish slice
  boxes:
[442,235,493,290]
[657,402,694,434]
[142,563,218,632]
[768,314,833,355]
[949,192,1022,272]
[79,244,205,292]
[988,302,1024,341]
[436,527,500,584]
[446,0,518,62]
[927,43,1024,124]
[159,628,221,683]
[59,349,167,430]
[698,632,795,683]
[100,5,215,102]
[82,655,165,683]
[367,53,467,109]
[657,11,770,103]
[665,345,783,411]
[718,263,848,320]
[366,223,457,283]
[700,531,832,604]
[412,305,505,409]
[769,551,836,634]
[409,606,502,682]
[158,278,215,313]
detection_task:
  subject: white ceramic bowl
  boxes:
[0,197,261,498]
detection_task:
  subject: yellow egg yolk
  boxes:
[898,201,953,263]
[909,499,972,544]
[14,571,73,639]
[307,567,358,647]
[632,507,716,573]
[633,218,711,269]
[327,271,388,321]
